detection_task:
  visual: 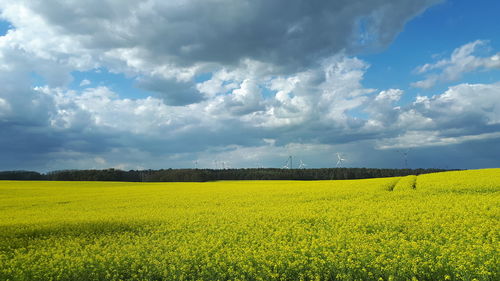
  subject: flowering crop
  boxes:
[0,169,498,280]
[393,175,417,191]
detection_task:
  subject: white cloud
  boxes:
[362,89,403,127]
[410,82,500,127]
[30,54,374,137]
[375,82,500,149]
[94,156,106,165]
[412,40,500,88]
[79,79,91,87]
[38,86,186,134]
[0,97,10,111]
[377,131,500,150]
[256,55,375,128]
[224,79,265,115]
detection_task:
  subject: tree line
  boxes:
[0,168,448,182]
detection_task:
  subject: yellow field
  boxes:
[0,169,499,281]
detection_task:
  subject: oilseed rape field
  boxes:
[0,169,498,281]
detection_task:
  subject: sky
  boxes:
[0,0,499,172]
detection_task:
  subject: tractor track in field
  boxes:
[388,175,418,191]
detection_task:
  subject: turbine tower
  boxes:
[282,155,293,169]
[397,149,411,169]
[336,152,346,168]
[298,160,306,169]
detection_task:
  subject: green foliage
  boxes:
[0,169,499,280]
[0,171,44,180]
[1,168,447,182]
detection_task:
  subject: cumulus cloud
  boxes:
[16,63,498,168]
[377,131,500,150]
[412,40,500,88]
[363,89,403,126]
[411,83,500,129]
[376,82,500,149]
[2,78,500,170]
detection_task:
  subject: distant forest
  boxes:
[0,168,448,182]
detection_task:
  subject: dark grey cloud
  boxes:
[135,77,204,106]
[0,72,54,128]
[24,0,441,71]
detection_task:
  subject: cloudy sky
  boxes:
[1,0,499,171]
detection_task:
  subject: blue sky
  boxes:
[0,0,499,171]
[361,0,500,100]
[0,19,10,35]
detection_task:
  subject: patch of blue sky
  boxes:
[70,68,151,99]
[0,19,13,36]
[347,107,370,120]
[221,80,236,87]
[260,86,276,99]
[194,72,212,83]
[359,0,500,100]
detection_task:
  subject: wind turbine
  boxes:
[220,161,230,169]
[397,149,411,169]
[336,153,346,168]
[282,160,289,169]
[298,160,306,169]
[193,160,198,169]
[282,156,293,169]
